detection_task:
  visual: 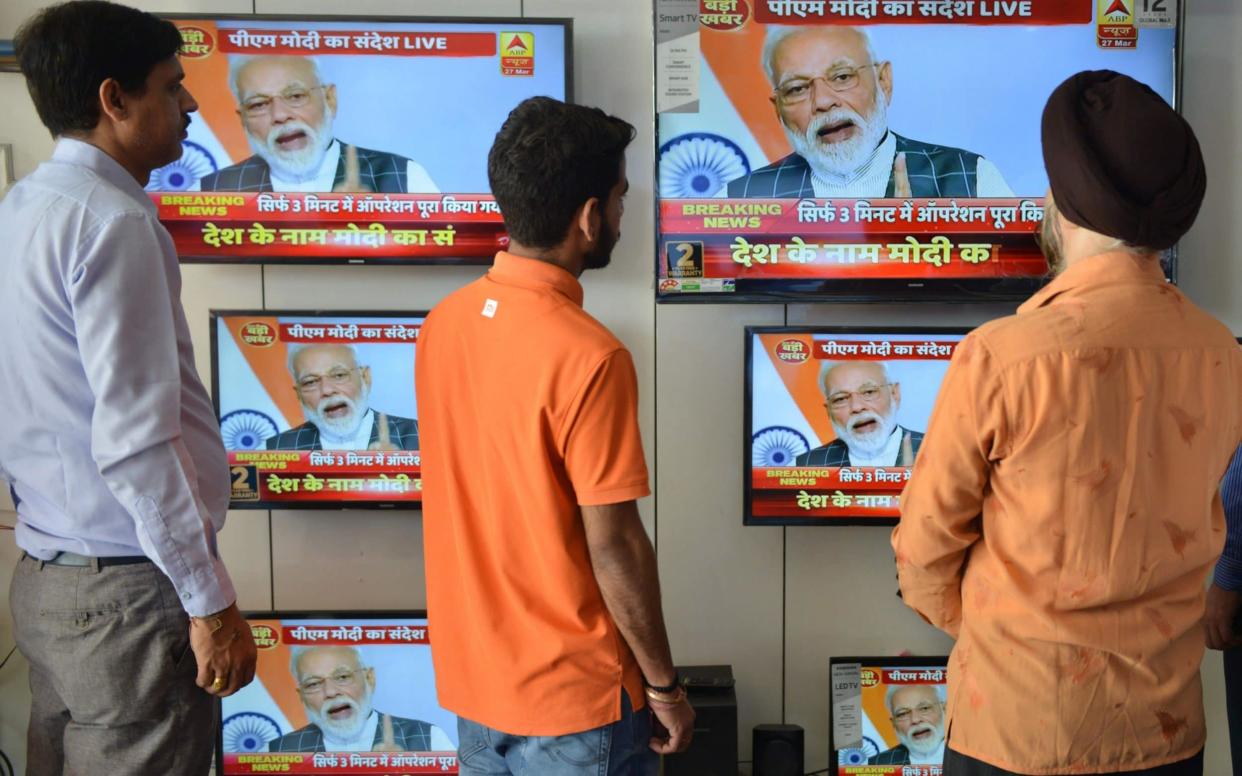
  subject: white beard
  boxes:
[248,115,335,182]
[784,96,889,180]
[831,407,898,459]
[307,685,374,743]
[304,382,371,441]
[898,719,946,762]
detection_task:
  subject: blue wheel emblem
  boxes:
[220,410,279,450]
[658,132,750,198]
[752,426,810,467]
[223,712,282,753]
[146,141,219,191]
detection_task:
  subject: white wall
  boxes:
[0,1,1238,774]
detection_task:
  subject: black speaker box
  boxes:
[662,665,738,776]
[752,723,804,776]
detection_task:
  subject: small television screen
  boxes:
[830,656,950,776]
[745,327,967,525]
[151,15,571,264]
[655,1,1179,301]
[218,612,457,775]
[211,310,423,509]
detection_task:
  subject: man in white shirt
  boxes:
[196,55,438,194]
[728,25,1013,200]
[268,646,454,753]
[1,3,257,773]
[265,343,418,451]
[795,360,923,467]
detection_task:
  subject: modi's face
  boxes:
[293,345,372,439]
[235,57,337,179]
[770,28,893,177]
[824,361,900,458]
[890,686,945,758]
[296,647,376,742]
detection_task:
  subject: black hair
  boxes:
[15,0,183,136]
[487,96,635,250]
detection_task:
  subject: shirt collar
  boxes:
[52,137,157,215]
[1018,250,1169,314]
[488,251,585,307]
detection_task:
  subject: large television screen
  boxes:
[745,327,967,525]
[655,1,1179,301]
[218,612,457,775]
[211,310,423,509]
[830,656,949,776]
[152,15,571,264]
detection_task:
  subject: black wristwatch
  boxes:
[643,672,681,694]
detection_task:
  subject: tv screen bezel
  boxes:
[216,609,435,776]
[827,654,951,774]
[161,12,574,266]
[743,325,972,527]
[652,3,1185,303]
[209,308,429,511]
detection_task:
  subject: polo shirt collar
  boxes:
[52,137,157,216]
[1018,250,1169,313]
[489,251,585,307]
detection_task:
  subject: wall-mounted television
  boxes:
[745,326,968,525]
[217,611,456,775]
[829,655,950,775]
[151,14,571,264]
[211,310,423,509]
[654,1,1181,301]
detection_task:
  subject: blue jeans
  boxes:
[456,691,657,776]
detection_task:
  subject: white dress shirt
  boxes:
[0,138,235,617]
[809,132,1013,199]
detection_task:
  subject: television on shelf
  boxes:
[745,326,968,525]
[211,310,424,509]
[829,656,950,776]
[654,0,1181,301]
[217,611,456,775]
[151,14,571,264]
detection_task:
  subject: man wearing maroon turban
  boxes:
[893,70,1241,776]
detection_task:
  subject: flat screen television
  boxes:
[217,611,456,775]
[150,15,571,264]
[829,656,950,776]
[654,1,1181,301]
[211,310,423,509]
[745,326,968,525]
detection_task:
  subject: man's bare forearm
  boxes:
[583,501,677,686]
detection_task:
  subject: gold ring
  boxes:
[211,676,225,690]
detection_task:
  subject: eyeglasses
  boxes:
[774,63,885,106]
[296,367,359,394]
[241,85,327,118]
[893,702,940,724]
[298,668,365,696]
[826,383,892,410]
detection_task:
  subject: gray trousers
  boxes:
[10,554,216,775]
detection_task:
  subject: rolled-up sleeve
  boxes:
[892,333,1006,637]
[69,212,234,616]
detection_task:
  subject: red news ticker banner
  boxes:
[754,0,1091,25]
[659,198,1048,280]
[228,450,421,503]
[876,666,947,684]
[811,339,958,360]
[219,28,497,57]
[153,193,505,260]
[277,623,430,646]
[841,766,941,776]
[750,466,908,519]
[223,752,457,775]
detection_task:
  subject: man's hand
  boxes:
[649,697,695,755]
[368,412,398,452]
[372,714,402,752]
[1204,583,1242,650]
[190,602,258,697]
[893,152,912,198]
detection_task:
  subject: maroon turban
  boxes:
[1041,70,1205,250]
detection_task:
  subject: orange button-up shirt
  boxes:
[894,252,1242,774]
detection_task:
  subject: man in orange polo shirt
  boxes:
[416,96,694,775]
[893,71,1240,775]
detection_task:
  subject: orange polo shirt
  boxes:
[894,252,1242,774]
[416,252,649,736]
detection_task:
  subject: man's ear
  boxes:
[877,61,894,104]
[576,196,602,244]
[98,78,129,124]
[891,381,901,406]
[325,83,338,116]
